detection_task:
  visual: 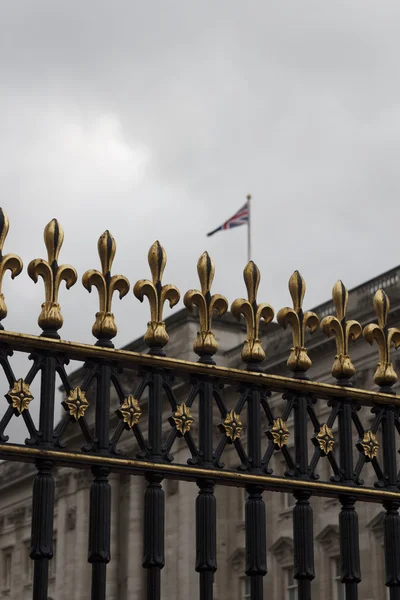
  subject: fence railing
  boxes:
[0,209,399,600]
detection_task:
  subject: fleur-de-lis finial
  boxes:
[231,261,274,367]
[133,241,180,353]
[28,219,77,337]
[277,271,319,374]
[184,252,228,362]
[321,280,362,381]
[0,209,23,328]
[82,231,130,346]
[363,289,400,388]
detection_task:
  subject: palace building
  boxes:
[0,265,399,600]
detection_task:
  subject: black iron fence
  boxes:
[0,209,399,600]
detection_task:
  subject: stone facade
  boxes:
[0,266,399,599]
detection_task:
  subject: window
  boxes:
[285,567,298,600]
[332,557,345,600]
[2,548,12,590]
[283,493,296,509]
[49,538,57,579]
[241,577,251,600]
[24,542,32,583]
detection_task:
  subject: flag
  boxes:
[206,201,249,237]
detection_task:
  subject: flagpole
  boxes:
[247,194,251,263]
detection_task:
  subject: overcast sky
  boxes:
[1,2,400,439]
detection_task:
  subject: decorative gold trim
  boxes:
[359,430,379,460]
[268,417,290,448]
[133,241,180,350]
[223,410,243,441]
[6,379,33,414]
[0,330,399,408]
[172,402,194,435]
[184,252,228,359]
[0,209,23,324]
[63,387,89,420]
[231,261,274,364]
[363,289,400,387]
[0,444,399,502]
[315,424,335,454]
[82,231,130,342]
[27,219,77,333]
[277,271,319,373]
[321,281,362,380]
[117,395,141,429]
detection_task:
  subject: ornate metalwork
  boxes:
[28,219,77,336]
[231,261,274,366]
[267,417,290,448]
[6,379,33,414]
[133,241,180,352]
[82,230,130,345]
[363,289,400,387]
[321,280,362,380]
[172,402,194,435]
[0,209,23,327]
[62,387,89,420]
[358,430,379,460]
[277,271,319,373]
[116,395,142,429]
[315,424,335,455]
[184,251,228,361]
[222,410,243,441]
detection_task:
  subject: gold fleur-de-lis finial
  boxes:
[321,280,362,381]
[277,271,319,374]
[231,261,274,367]
[184,252,228,362]
[0,209,23,328]
[82,231,130,346]
[133,241,180,353]
[363,289,400,388]
[28,219,77,337]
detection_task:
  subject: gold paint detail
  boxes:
[268,417,290,448]
[277,271,320,373]
[2,443,400,500]
[360,430,379,460]
[0,209,23,324]
[0,330,400,408]
[6,379,33,414]
[316,424,335,454]
[133,241,180,349]
[184,252,228,358]
[27,219,77,333]
[231,261,274,364]
[321,280,362,380]
[82,231,130,342]
[363,289,400,387]
[223,410,243,441]
[117,395,142,429]
[173,402,194,435]
[63,387,89,421]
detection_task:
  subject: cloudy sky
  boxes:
[1,2,400,437]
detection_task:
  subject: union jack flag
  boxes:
[207,201,249,237]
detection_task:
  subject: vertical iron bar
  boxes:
[245,387,267,600]
[293,392,314,600]
[339,495,360,600]
[143,473,165,600]
[196,478,216,600]
[88,363,111,600]
[143,370,165,600]
[30,354,56,600]
[196,379,217,599]
[338,399,360,599]
[382,402,400,599]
